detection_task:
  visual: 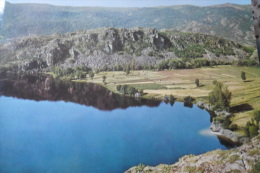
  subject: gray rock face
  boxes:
[0,28,172,71]
[0,28,252,72]
[220,128,240,143]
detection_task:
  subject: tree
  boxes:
[102,75,106,84]
[195,79,200,87]
[209,81,231,111]
[241,71,246,81]
[121,85,128,95]
[128,86,137,96]
[116,85,122,92]
[89,71,94,80]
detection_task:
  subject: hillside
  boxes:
[0,2,255,45]
[0,28,255,72]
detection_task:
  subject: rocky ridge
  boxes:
[125,135,260,173]
[0,28,253,72]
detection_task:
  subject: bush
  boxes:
[195,78,199,87]
[249,125,259,138]
[241,71,246,81]
[229,124,238,131]
[222,117,232,129]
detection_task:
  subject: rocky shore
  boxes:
[125,134,260,173]
[196,101,248,144]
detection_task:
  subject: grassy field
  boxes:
[76,66,260,127]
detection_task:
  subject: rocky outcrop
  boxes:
[0,28,252,72]
[0,28,174,71]
[125,135,260,173]
[210,123,244,143]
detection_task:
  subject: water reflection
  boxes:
[0,74,161,110]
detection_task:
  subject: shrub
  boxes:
[195,78,200,87]
[229,124,238,131]
[249,126,259,138]
[241,71,246,81]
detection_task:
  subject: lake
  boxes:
[0,75,228,173]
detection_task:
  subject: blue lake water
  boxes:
[0,96,227,173]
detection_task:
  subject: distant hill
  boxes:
[0,2,255,45]
[0,28,255,72]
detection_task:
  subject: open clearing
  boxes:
[80,66,260,127]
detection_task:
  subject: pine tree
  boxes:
[241,71,246,81]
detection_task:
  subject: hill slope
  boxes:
[0,28,254,72]
[0,2,255,45]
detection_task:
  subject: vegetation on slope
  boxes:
[0,2,254,44]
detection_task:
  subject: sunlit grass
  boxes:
[73,66,260,128]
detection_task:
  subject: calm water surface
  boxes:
[0,76,227,173]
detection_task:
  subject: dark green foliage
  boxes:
[245,118,259,138]
[163,95,176,106]
[213,116,233,130]
[229,124,238,131]
[213,116,226,123]
[52,66,91,79]
[249,126,259,138]
[184,96,195,103]
[169,95,176,106]
[155,57,239,71]
[183,96,195,108]
[222,119,231,129]
[156,59,186,70]
[209,81,231,111]
[243,45,255,54]
[116,84,138,96]
[237,59,259,66]
[195,79,200,87]
[116,85,122,92]
[241,71,246,81]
